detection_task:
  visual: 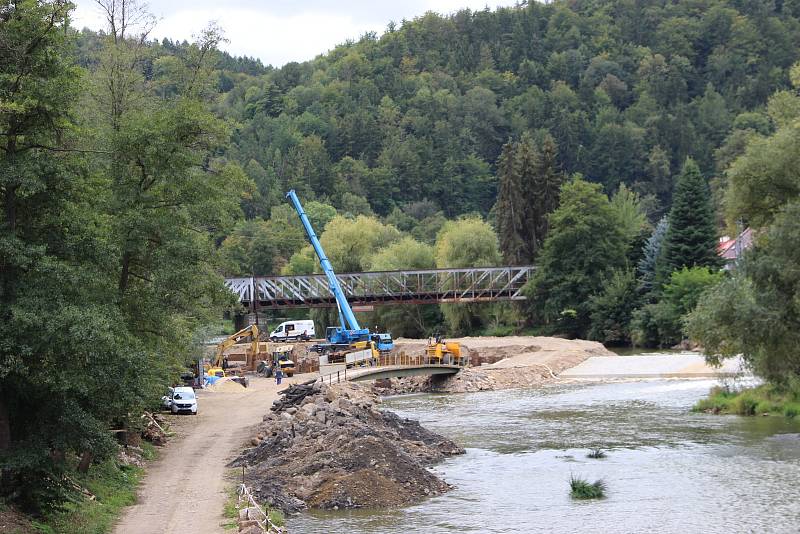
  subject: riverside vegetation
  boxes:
[4,0,800,523]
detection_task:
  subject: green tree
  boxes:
[219,220,279,275]
[495,139,526,264]
[319,215,400,273]
[633,267,723,347]
[494,133,563,264]
[637,217,669,294]
[524,177,628,337]
[658,158,721,280]
[435,217,501,334]
[0,0,164,510]
[725,74,800,228]
[367,237,440,337]
[610,183,651,266]
[688,203,800,383]
[588,269,639,345]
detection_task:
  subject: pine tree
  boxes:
[658,158,721,279]
[495,139,526,264]
[516,133,540,261]
[531,135,563,252]
[497,133,565,265]
[638,216,669,294]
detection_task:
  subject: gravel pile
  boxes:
[231,381,463,514]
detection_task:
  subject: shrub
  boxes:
[569,475,606,499]
[694,384,800,417]
[588,269,639,345]
[587,449,607,459]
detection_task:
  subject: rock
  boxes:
[250,437,261,446]
[287,407,298,415]
[238,507,259,521]
[324,388,338,402]
[238,525,262,534]
[281,412,293,421]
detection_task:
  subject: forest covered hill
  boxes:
[217,0,800,222]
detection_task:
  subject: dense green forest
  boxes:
[3,0,800,516]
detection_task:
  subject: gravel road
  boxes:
[113,374,311,534]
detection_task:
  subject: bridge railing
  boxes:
[318,351,468,384]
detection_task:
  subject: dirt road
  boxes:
[114,375,309,534]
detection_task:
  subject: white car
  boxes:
[164,386,198,415]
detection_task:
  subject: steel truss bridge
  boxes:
[224,266,534,311]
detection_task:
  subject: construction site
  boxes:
[110,190,755,534]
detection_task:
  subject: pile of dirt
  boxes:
[378,336,614,394]
[205,378,247,393]
[231,381,464,514]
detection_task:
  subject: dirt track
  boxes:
[113,375,311,534]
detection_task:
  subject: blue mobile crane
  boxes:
[286,190,393,354]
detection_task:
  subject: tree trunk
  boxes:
[77,451,93,473]
[118,250,131,296]
[4,184,17,231]
[0,398,10,451]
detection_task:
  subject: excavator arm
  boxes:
[213,324,260,367]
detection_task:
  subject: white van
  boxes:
[269,320,315,341]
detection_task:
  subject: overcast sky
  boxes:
[72,1,515,67]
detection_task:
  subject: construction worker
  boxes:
[275,366,283,385]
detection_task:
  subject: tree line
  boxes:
[1,0,247,511]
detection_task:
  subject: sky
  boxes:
[72,0,515,67]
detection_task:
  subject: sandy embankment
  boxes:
[381,336,614,393]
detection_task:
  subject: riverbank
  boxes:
[376,336,613,394]
[694,383,800,417]
[0,455,150,534]
[231,381,463,514]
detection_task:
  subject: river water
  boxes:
[288,377,800,533]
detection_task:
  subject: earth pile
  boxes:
[231,381,464,514]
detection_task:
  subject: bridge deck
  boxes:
[225,266,534,310]
[347,364,461,382]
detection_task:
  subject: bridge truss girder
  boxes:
[225,266,534,311]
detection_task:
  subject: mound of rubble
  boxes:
[231,381,464,514]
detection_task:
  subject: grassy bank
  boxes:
[222,482,285,531]
[26,444,156,534]
[694,384,800,417]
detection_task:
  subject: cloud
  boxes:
[156,8,383,66]
[71,0,514,66]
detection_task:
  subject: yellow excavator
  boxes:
[425,333,462,365]
[206,324,260,378]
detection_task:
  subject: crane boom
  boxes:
[286,190,370,345]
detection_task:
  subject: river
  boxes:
[288,376,800,533]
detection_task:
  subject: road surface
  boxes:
[114,374,310,534]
